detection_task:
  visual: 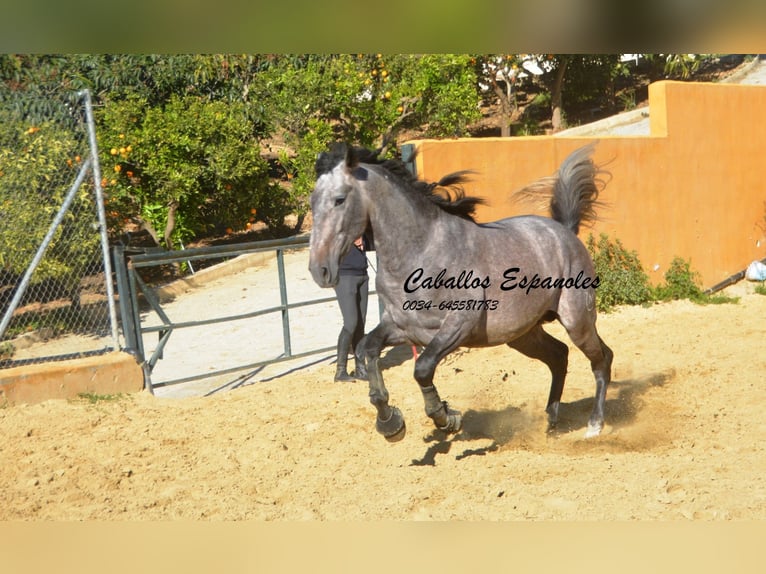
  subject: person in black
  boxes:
[333,236,370,381]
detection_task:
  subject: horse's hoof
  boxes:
[438,410,463,434]
[376,406,406,442]
[584,422,602,438]
[384,423,407,443]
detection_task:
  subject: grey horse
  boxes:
[309,142,613,442]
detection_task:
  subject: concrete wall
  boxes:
[0,352,144,406]
[408,80,766,289]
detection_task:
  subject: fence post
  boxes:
[277,248,292,357]
[81,89,121,351]
[112,245,138,353]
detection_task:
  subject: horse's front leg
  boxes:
[414,317,470,435]
[360,324,407,442]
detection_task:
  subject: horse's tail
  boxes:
[550,143,609,235]
[514,143,609,235]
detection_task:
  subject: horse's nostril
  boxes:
[310,262,332,287]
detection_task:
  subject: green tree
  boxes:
[256,53,481,213]
[3,53,486,248]
[532,54,627,132]
[472,54,527,137]
[0,109,99,301]
[98,94,278,248]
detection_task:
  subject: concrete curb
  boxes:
[555,107,650,137]
[719,55,762,84]
[0,351,144,406]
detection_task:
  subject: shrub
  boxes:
[653,257,704,302]
[654,257,738,304]
[0,110,100,290]
[586,233,653,312]
[97,94,276,248]
[587,235,739,311]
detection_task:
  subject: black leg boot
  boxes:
[334,330,356,382]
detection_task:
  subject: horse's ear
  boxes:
[344,144,359,170]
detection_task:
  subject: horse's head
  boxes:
[309,143,371,288]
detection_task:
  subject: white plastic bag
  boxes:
[745,260,766,281]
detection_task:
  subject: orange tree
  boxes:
[0,108,100,298]
[97,93,278,248]
[2,54,282,246]
[254,54,481,215]
[4,54,484,245]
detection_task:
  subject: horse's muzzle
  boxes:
[309,262,338,288]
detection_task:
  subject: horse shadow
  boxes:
[409,369,676,466]
[379,344,418,370]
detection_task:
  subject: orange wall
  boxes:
[408,81,766,289]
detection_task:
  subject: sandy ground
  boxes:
[2,257,765,519]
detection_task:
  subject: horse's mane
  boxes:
[315,143,485,222]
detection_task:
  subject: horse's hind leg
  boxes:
[507,325,569,430]
[584,334,613,437]
[562,319,613,437]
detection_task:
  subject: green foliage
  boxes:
[254,54,481,218]
[755,283,766,296]
[653,257,704,302]
[257,54,480,146]
[0,341,14,360]
[394,54,482,138]
[278,119,334,209]
[560,54,625,106]
[97,94,275,246]
[653,257,738,305]
[587,234,739,311]
[10,53,725,251]
[0,109,99,287]
[75,392,125,404]
[587,233,653,312]
[661,54,703,79]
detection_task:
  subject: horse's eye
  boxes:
[334,197,346,207]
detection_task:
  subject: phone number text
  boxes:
[401,299,499,311]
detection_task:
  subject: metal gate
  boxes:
[113,235,372,395]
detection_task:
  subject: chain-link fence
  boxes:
[1,90,119,368]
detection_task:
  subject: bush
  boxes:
[586,233,653,312]
[587,234,738,311]
[0,109,99,290]
[97,94,277,248]
[653,257,704,301]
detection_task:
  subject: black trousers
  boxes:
[333,273,369,352]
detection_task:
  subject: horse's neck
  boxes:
[367,191,466,278]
